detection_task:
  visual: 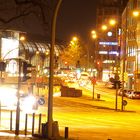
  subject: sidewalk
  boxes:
[0,131,69,140]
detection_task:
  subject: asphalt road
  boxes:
[51,82,140,140]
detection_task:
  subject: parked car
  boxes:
[117,88,127,96]
[105,82,114,88]
[80,72,89,80]
[126,91,140,99]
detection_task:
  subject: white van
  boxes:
[80,72,89,80]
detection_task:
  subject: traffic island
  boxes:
[60,85,82,97]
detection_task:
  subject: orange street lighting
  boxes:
[36,51,39,55]
[92,34,97,39]
[109,19,116,26]
[133,10,140,17]
[45,51,49,55]
[91,30,96,35]
[101,25,107,31]
[72,36,78,42]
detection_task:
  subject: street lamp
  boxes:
[101,25,108,31]
[15,32,26,135]
[132,10,140,17]
[47,0,62,139]
[108,19,120,111]
[94,18,120,110]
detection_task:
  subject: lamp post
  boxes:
[109,19,119,111]
[15,33,26,135]
[94,19,119,110]
[47,0,62,138]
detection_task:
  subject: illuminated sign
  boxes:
[99,51,118,55]
[103,60,115,63]
[99,51,108,54]
[1,38,19,60]
[99,42,118,46]
[109,51,118,55]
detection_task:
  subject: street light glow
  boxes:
[109,19,116,26]
[133,10,140,17]
[92,34,97,39]
[101,25,107,31]
[19,35,25,41]
[91,30,96,34]
[72,36,78,42]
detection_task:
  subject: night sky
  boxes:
[56,0,99,42]
[0,0,99,44]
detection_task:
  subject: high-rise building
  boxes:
[121,0,140,91]
[95,0,128,81]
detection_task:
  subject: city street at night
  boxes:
[0,0,140,139]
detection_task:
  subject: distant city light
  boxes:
[107,31,113,37]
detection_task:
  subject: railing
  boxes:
[0,109,46,136]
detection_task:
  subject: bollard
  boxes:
[65,127,68,139]
[32,113,35,135]
[25,114,28,135]
[38,114,41,134]
[42,123,47,138]
[10,111,13,131]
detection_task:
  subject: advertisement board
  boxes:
[1,38,19,60]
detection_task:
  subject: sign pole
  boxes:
[93,84,95,99]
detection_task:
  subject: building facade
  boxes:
[121,0,140,90]
[0,30,65,94]
[96,0,128,81]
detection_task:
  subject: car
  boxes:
[80,72,89,80]
[105,82,114,88]
[126,91,140,99]
[118,89,134,97]
[117,88,127,96]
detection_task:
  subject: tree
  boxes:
[60,38,88,68]
[0,0,58,37]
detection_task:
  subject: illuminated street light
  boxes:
[101,25,107,31]
[19,35,25,41]
[91,30,96,34]
[36,51,39,55]
[72,36,78,42]
[109,19,116,26]
[92,34,97,39]
[133,10,140,17]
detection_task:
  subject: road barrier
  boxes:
[60,86,82,97]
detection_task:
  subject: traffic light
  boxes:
[97,61,100,65]
[76,60,80,68]
[22,62,32,82]
[0,61,6,71]
[112,80,121,89]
